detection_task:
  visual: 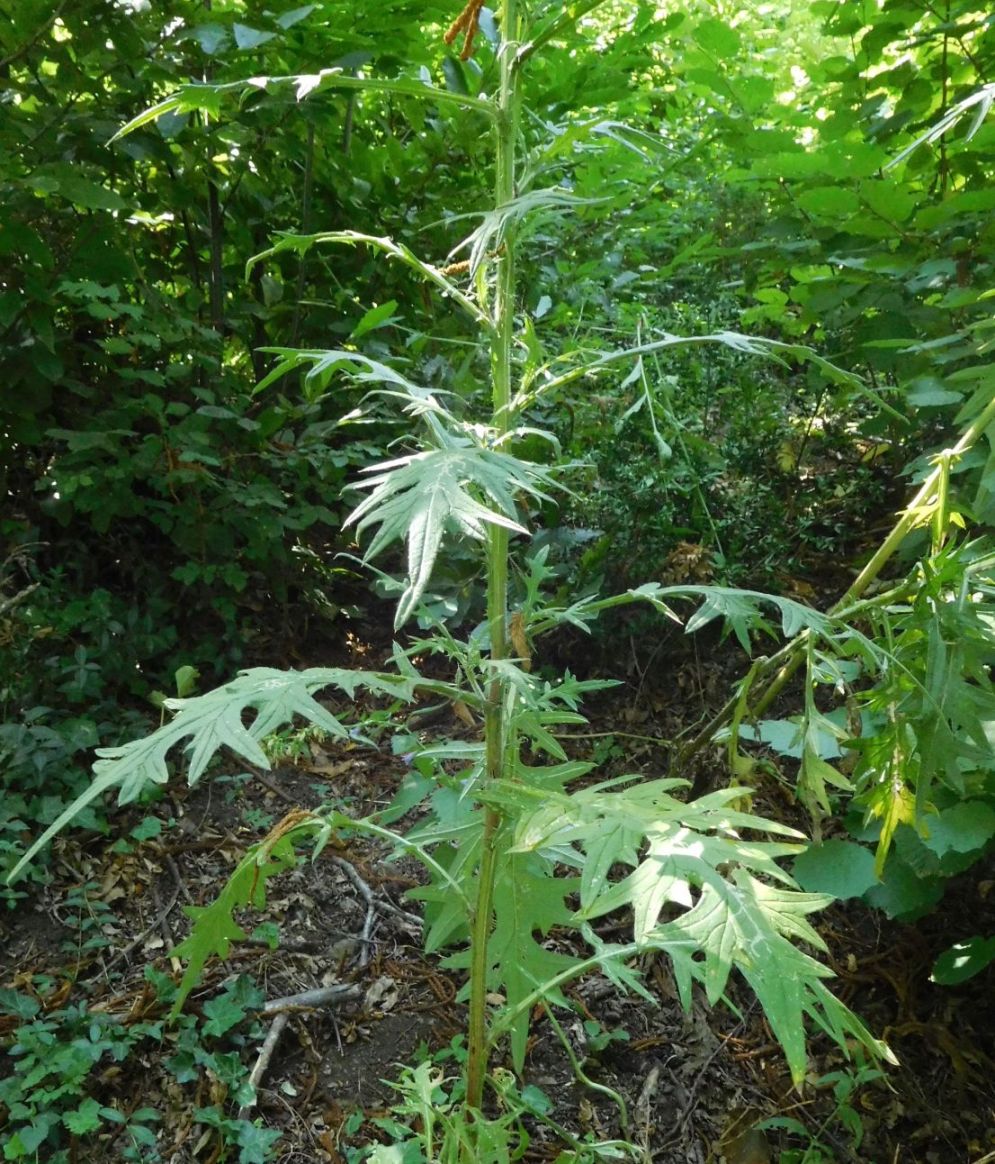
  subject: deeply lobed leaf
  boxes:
[7,667,438,884]
[510,778,891,1086]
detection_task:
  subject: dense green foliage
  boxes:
[4,0,995,1160]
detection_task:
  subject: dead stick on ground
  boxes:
[374,895,423,932]
[331,856,376,967]
[237,1012,290,1121]
[237,984,363,1120]
[262,983,363,1014]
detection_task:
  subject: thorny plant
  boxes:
[5,2,917,1158]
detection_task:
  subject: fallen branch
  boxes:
[237,1012,290,1121]
[331,856,376,968]
[261,983,363,1014]
[237,983,363,1119]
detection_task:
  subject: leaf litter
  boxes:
[2,631,994,1163]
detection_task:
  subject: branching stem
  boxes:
[676,389,995,769]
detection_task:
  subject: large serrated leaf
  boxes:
[652,870,843,1083]
[170,819,325,1013]
[347,446,557,627]
[444,850,582,1071]
[7,667,428,884]
[512,779,888,1086]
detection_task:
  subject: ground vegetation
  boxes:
[3,2,995,1161]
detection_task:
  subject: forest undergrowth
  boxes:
[4,2,995,1162]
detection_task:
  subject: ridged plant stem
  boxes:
[465,0,521,1117]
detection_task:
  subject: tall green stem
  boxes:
[465,0,521,1115]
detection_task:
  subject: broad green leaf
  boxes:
[275,5,316,30]
[796,187,861,220]
[905,376,962,408]
[921,802,995,857]
[693,18,740,57]
[351,299,399,339]
[864,854,943,921]
[190,23,228,54]
[442,56,469,95]
[931,936,995,985]
[233,24,278,50]
[56,177,127,212]
[860,179,918,224]
[792,840,878,900]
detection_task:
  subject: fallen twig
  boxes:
[237,1012,290,1121]
[331,856,376,967]
[261,983,363,1014]
[375,895,423,932]
[236,982,363,1116]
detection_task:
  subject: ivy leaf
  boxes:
[202,976,265,1037]
[233,1122,284,1164]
